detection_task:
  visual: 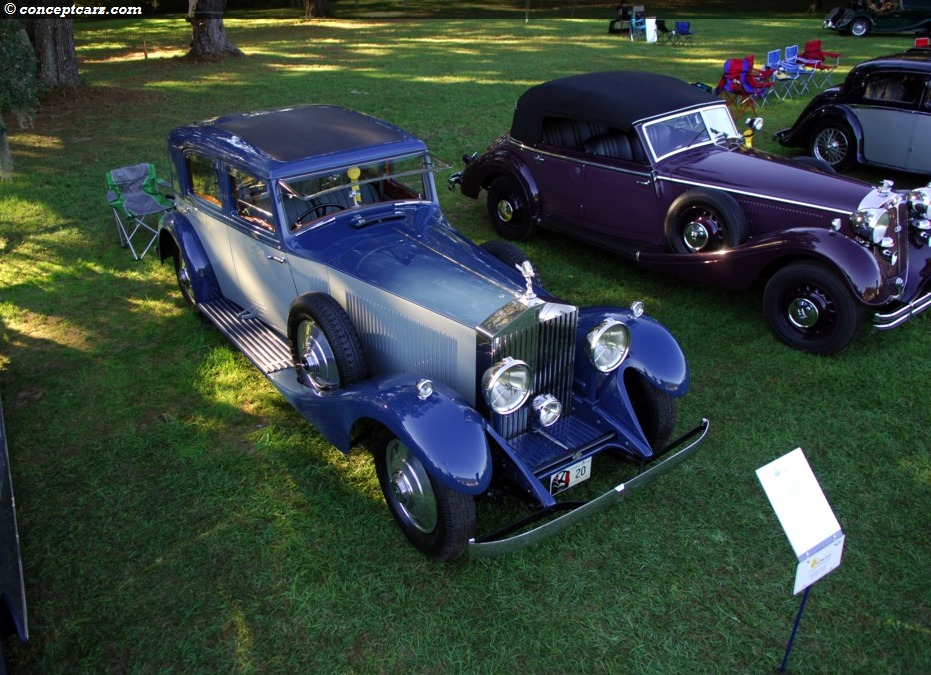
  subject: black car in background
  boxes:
[775,48,931,173]
[824,0,931,37]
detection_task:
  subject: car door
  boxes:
[226,167,297,335]
[531,117,590,226]
[905,76,931,173]
[579,131,662,246]
[854,72,924,170]
[183,153,244,307]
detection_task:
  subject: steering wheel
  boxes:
[296,202,345,226]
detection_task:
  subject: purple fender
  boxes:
[158,212,221,304]
[460,140,544,221]
[268,370,492,496]
[638,227,891,305]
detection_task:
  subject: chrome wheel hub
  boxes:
[496,199,515,223]
[683,221,710,252]
[296,319,339,390]
[788,297,820,328]
[386,439,437,533]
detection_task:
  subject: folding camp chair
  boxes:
[674,21,694,45]
[801,39,841,88]
[105,163,173,261]
[779,44,818,97]
[629,6,646,40]
[656,19,676,45]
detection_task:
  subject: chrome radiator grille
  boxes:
[488,304,578,439]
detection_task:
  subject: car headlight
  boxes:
[482,357,532,414]
[851,208,890,244]
[586,318,630,373]
[909,186,931,216]
[532,394,562,427]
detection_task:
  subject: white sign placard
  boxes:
[793,534,845,595]
[757,448,844,593]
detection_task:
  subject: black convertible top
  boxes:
[509,71,719,144]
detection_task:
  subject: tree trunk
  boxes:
[28,19,81,89]
[188,0,244,59]
[304,0,333,19]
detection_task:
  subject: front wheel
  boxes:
[625,371,677,451]
[809,121,855,171]
[173,250,200,315]
[763,262,865,355]
[373,430,476,561]
[486,175,535,241]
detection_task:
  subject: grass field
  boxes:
[1,12,929,673]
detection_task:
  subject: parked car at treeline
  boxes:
[775,47,931,174]
[1,396,28,673]
[451,71,931,355]
[155,104,708,560]
[823,0,931,37]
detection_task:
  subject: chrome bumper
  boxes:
[467,418,710,557]
[873,288,931,330]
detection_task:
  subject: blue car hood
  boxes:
[290,204,534,329]
[663,146,873,214]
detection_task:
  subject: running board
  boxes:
[199,298,294,375]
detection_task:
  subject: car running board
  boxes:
[198,298,294,375]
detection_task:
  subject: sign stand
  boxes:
[756,448,845,672]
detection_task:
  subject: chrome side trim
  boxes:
[467,418,710,557]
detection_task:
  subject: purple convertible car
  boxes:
[452,71,931,355]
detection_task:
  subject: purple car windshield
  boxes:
[643,105,738,162]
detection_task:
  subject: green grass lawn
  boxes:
[1,12,929,673]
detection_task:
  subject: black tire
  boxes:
[850,18,871,37]
[486,175,535,241]
[664,189,749,254]
[372,429,476,561]
[763,262,865,355]
[173,250,200,315]
[792,155,837,174]
[287,293,369,391]
[809,121,855,171]
[625,371,678,451]
[478,240,542,286]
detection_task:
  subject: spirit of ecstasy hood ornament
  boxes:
[516,260,537,300]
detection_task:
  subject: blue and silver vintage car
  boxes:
[1,396,28,672]
[156,105,708,560]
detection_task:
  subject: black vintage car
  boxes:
[775,48,931,173]
[824,0,931,37]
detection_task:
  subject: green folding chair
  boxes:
[105,163,173,260]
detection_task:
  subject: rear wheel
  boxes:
[809,121,854,171]
[486,175,535,241]
[850,18,871,37]
[373,430,476,561]
[763,262,865,355]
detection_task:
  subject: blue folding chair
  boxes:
[674,21,695,45]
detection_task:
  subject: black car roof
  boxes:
[509,71,719,144]
[856,47,931,74]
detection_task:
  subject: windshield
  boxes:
[642,105,739,162]
[279,153,446,230]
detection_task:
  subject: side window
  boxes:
[186,154,222,206]
[863,73,923,105]
[230,169,275,232]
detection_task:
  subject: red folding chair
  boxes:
[801,39,841,89]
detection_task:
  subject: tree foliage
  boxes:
[0,21,39,180]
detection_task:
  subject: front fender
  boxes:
[269,371,492,495]
[158,211,220,303]
[574,307,689,399]
[638,228,890,304]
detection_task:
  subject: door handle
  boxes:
[267,255,286,264]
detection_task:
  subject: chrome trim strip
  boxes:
[467,418,710,557]
[873,289,931,330]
